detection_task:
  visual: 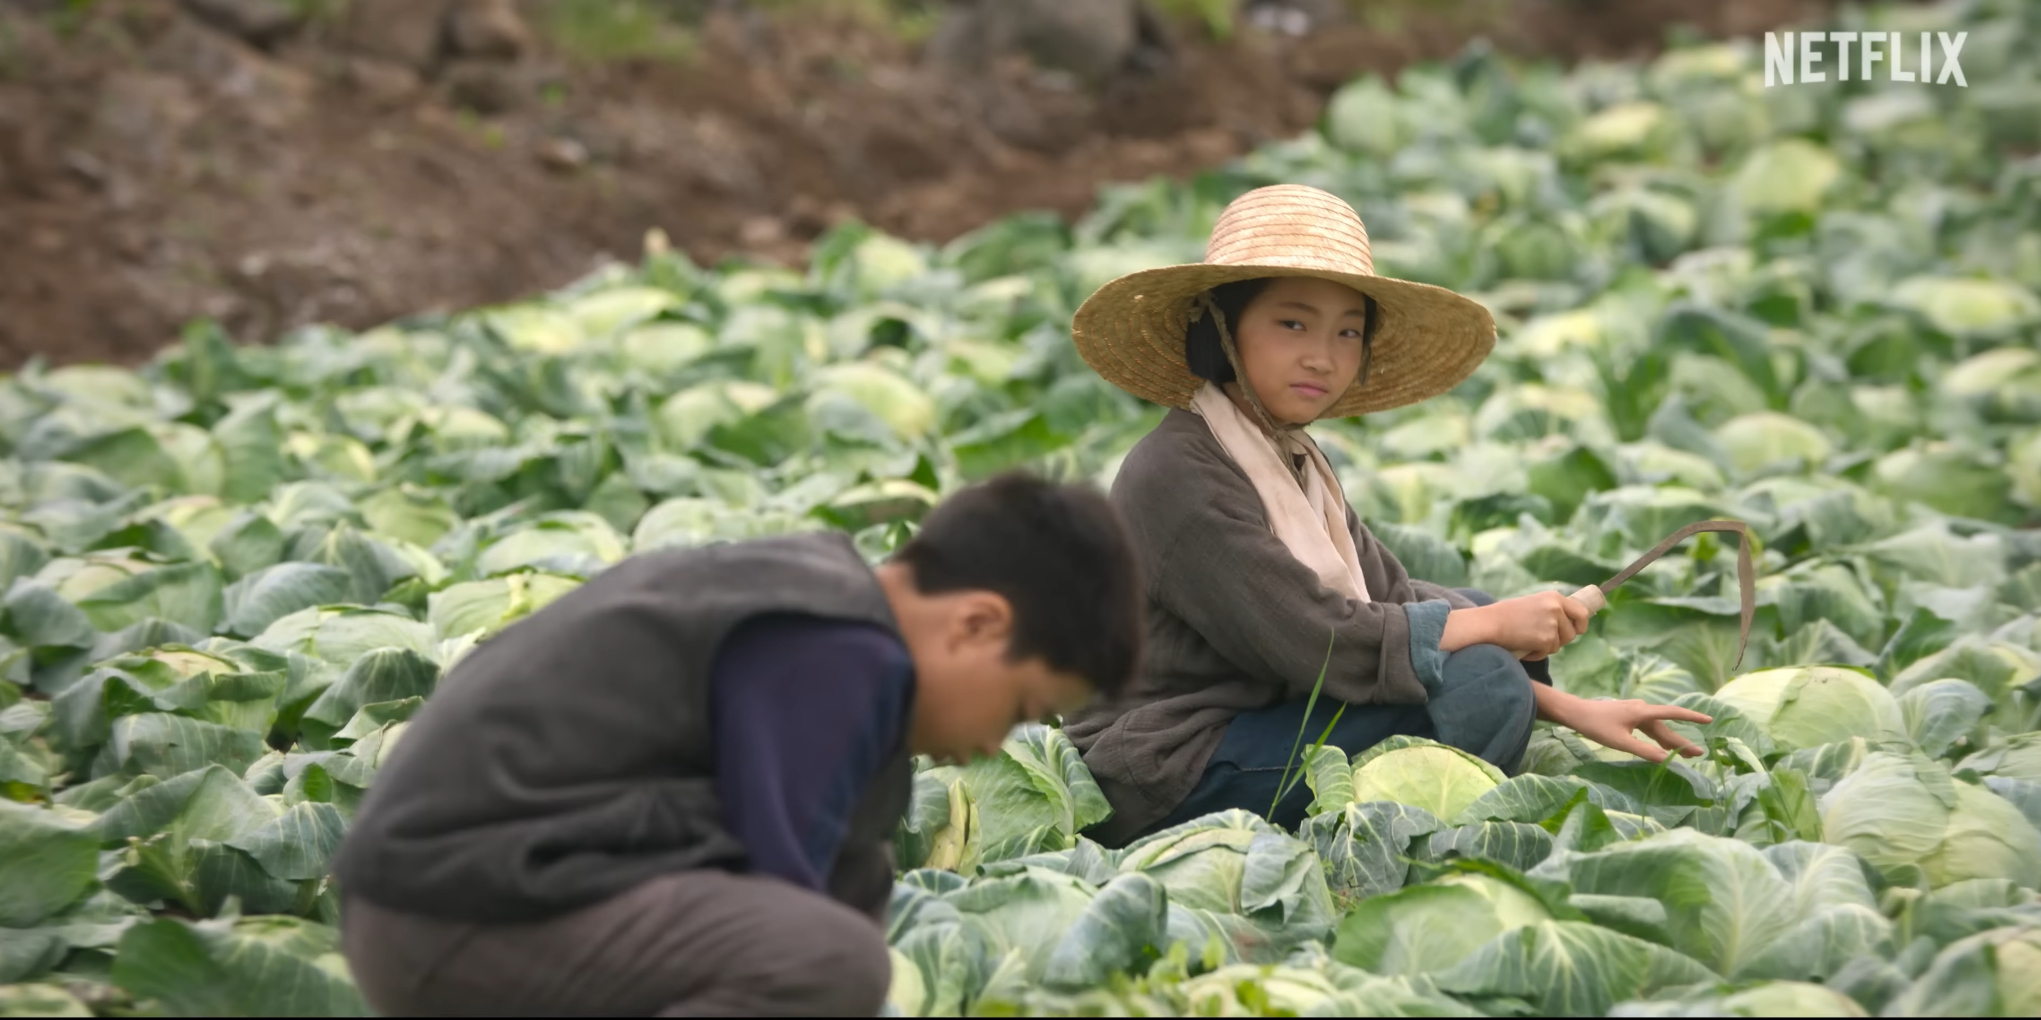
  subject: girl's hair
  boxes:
[1184,277,1380,385]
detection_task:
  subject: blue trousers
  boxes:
[1139,589,1545,837]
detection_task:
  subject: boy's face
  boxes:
[878,566,1096,763]
[909,648,1093,764]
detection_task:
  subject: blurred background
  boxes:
[0,0,1847,369]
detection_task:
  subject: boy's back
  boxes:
[334,531,908,925]
[331,472,1146,1017]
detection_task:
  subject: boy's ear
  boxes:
[952,590,1016,651]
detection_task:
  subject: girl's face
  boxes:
[1229,277,1371,425]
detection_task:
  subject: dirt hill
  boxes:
[0,0,1837,369]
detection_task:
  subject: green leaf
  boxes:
[76,561,223,635]
[108,713,268,780]
[958,724,1111,865]
[1901,679,1995,760]
[211,399,288,505]
[0,983,93,1017]
[1299,801,1442,905]
[426,573,580,642]
[222,564,354,639]
[1038,873,1169,991]
[112,915,370,1016]
[225,802,346,881]
[0,800,98,927]
[298,649,438,750]
[1333,873,1555,977]
[1434,919,1719,1016]
[1372,523,1471,588]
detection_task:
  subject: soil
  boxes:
[0,0,1846,370]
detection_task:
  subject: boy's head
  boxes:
[875,471,1144,764]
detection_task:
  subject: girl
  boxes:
[1063,184,1708,848]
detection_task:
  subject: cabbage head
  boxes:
[1959,733,2041,783]
[1711,666,1908,752]
[1609,981,1868,1017]
[1308,736,1508,821]
[1819,751,2041,889]
[1331,871,1553,976]
[1885,925,2041,1018]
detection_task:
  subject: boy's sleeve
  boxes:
[709,613,916,896]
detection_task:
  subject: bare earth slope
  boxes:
[0,0,1835,368]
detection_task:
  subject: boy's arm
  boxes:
[828,838,898,925]
[709,613,915,901]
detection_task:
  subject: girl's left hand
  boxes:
[1548,694,1713,763]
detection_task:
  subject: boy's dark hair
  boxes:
[893,471,1144,698]
[1185,277,1381,385]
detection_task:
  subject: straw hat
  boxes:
[1071,184,1497,419]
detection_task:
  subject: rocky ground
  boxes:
[0,0,1841,368]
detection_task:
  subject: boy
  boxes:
[332,472,1145,1017]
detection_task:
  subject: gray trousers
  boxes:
[340,870,890,1017]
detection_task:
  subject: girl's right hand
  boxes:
[1473,591,1593,659]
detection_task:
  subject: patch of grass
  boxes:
[540,0,700,65]
[0,17,22,80]
[750,0,945,43]
[1151,0,1242,40]
[49,0,99,37]
[455,109,509,150]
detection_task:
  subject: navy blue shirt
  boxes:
[707,613,916,892]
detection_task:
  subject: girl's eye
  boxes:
[1280,320,1306,331]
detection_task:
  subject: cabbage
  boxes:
[1610,981,1869,1017]
[1331,871,1553,976]
[1886,926,2041,1017]
[1306,736,1509,821]
[1729,139,1844,217]
[1324,76,1411,157]
[1819,752,2041,889]
[1713,411,1833,475]
[1871,443,2022,526]
[1711,666,1908,752]
[1890,276,2041,337]
[1958,733,2041,783]
[1562,101,1680,164]
[1942,346,2041,423]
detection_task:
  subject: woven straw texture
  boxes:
[1071,184,1497,419]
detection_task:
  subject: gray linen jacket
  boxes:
[1064,408,1477,846]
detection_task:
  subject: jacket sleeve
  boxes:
[827,839,897,925]
[1122,434,1435,708]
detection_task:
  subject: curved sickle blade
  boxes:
[1568,519,1757,672]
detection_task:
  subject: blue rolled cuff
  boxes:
[1403,599,1452,698]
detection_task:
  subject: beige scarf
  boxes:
[1189,381,1372,603]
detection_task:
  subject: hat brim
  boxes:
[1071,263,1496,419]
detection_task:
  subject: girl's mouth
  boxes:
[1290,383,1328,398]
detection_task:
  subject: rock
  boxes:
[91,71,201,172]
[927,0,1143,87]
[446,0,532,61]
[739,216,787,246]
[145,16,312,130]
[537,137,588,173]
[345,56,424,110]
[179,0,302,46]
[0,93,55,199]
[441,59,531,115]
[338,0,452,72]
[1245,0,1345,36]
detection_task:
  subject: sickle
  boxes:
[1564,520,1758,673]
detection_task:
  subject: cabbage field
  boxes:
[5,0,2041,1015]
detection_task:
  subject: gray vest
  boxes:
[333,532,913,923]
